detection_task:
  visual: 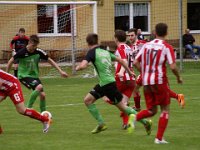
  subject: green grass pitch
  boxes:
[0,66,200,150]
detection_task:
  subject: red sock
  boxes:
[120,112,129,125]
[156,111,169,140]
[136,110,154,121]
[169,89,178,100]
[134,92,141,109]
[24,108,48,122]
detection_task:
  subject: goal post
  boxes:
[0,1,97,76]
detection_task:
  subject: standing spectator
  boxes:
[137,29,144,40]
[183,29,200,59]
[10,28,29,77]
[128,23,183,144]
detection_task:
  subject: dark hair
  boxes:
[155,23,168,37]
[128,28,137,35]
[19,28,25,33]
[86,33,98,45]
[29,34,40,45]
[114,29,126,42]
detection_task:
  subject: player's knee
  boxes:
[40,92,46,100]
[84,97,93,106]
[35,84,43,92]
[16,107,26,115]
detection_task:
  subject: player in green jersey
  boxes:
[6,35,68,112]
[76,33,152,134]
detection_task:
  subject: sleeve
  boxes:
[37,49,49,60]
[166,44,175,64]
[84,49,95,63]
[13,48,25,60]
[117,46,127,59]
[110,52,116,61]
[10,37,16,49]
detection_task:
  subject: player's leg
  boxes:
[155,105,169,144]
[85,84,106,133]
[40,91,46,112]
[20,78,43,109]
[133,75,142,111]
[0,93,6,134]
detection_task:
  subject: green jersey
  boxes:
[85,46,116,86]
[14,48,48,79]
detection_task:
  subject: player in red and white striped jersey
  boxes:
[128,28,185,109]
[132,23,183,144]
[0,69,51,133]
[127,28,147,111]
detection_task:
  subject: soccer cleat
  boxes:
[154,138,169,144]
[144,119,152,135]
[91,124,107,134]
[178,94,185,108]
[122,124,128,130]
[43,118,52,133]
[127,114,135,134]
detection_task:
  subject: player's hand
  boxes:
[12,49,16,56]
[75,65,80,71]
[128,71,136,78]
[60,71,68,78]
[177,77,183,84]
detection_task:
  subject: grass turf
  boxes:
[0,66,200,150]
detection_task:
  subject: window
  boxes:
[115,3,150,33]
[37,4,74,36]
[187,2,200,32]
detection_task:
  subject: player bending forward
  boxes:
[76,33,152,134]
[0,69,51,133]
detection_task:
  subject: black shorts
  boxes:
[89,82,123,105]
[13,59,19,64]
[19,77,42,90]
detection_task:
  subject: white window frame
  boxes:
[115,2,151,34]
[187,1,200,34]
[38,4,77,37]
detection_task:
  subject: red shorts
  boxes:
[116,80,135,98]
[136,75,142,86]
[143,84,170,110]
[0,79,24,105]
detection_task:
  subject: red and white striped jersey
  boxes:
[0,69,17,92]
[136,39,175,85]
[115,43,135,82]
[130,40,146,60]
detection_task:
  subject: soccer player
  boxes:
[10,28,29,77]
[129,23,183,144]
[127,28,185,108]
[76,33,152,134]
[0,69,51,133]
[6,35,68,112]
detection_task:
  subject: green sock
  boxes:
[87,104,104,125]
[125,107,147,125]
[40,100,46,112]
[27,90,40,108]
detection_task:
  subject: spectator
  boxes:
[137,29,144,40]
[183,29,200,59]
[149,30,156,41]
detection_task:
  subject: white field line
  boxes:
[46,97,199,108]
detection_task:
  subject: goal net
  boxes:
[0,1,97,77]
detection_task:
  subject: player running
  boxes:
[127,28,185,108]
[129,23,183,144]
[10,28,29,77]
[7,35,68,112]
[76,33,152,134]
[0,69,51,133]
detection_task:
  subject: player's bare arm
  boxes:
[133,59,141,72]
[76,60,89,71]
[6,57,14,73]
[48,58,68,78]
[170,63,183,84]
[115,57,135,77]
